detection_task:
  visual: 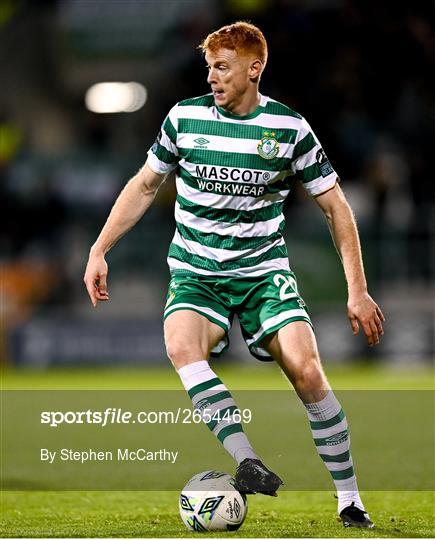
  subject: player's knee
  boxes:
[293,360,326,393]
[165,340,203,368]
[165,341,190,366]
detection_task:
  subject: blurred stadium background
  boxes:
[1,0,434,370]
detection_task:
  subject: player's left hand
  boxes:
[347,292,385,346]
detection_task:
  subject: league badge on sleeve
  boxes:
[151,129,163,153]
[257,131,279,159]
[316,148,334,177]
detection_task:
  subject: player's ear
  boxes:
[249,59,263,81]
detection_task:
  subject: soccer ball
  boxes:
[179,470,248,532]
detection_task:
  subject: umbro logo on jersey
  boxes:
[193,137,210,147]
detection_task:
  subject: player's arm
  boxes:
[84,162,165,307]
[314,182,385,346]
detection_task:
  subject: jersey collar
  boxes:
[216,94,266,120]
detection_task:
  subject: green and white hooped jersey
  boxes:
[147,93,337,278]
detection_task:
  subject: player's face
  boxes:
[205,48,256,113]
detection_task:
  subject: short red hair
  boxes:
[199,21,268,65]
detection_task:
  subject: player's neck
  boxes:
[225,90,261,117]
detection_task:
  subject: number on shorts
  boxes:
[273,273,297,300]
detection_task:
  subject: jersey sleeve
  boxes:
[147,104,179,174]
[291,117,338,196]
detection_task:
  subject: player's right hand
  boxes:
[83,250,109,307]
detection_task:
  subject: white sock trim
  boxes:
[177,360,216,391]
[304,390,342,421]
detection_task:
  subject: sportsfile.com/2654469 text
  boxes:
[40,407,253,427]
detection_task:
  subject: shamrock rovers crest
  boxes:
[257,131,279,159]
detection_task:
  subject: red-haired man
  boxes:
[85,21,384,528]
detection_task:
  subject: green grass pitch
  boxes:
[1,362,434,538]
